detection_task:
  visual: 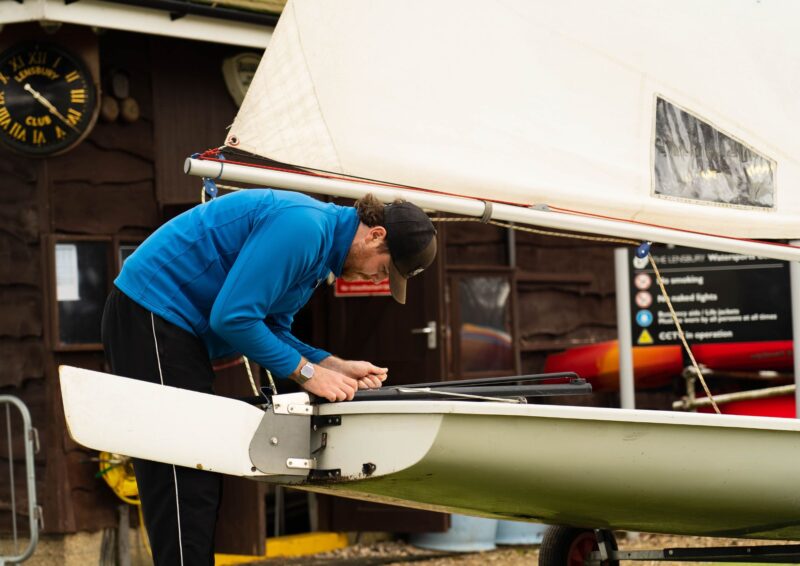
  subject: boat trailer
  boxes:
[540,526,800,565]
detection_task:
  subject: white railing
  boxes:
[0,396,41,565]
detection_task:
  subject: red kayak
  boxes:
[544,339,794,393]
[692,340,793,371]
[543,340,682,392]
[698,394,795,418]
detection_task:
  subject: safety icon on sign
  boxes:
[634,273,652,290]
[635,291,652,309]
[636,309,653,327]
[637,329,654,345]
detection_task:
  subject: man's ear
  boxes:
[368,226,387,242]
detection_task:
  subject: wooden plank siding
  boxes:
[151,37,245,206]
[0,25,267,540]
[443,220,616,368]
[0,151,44,389]
[443,219,676,410]
[43,29,159,533]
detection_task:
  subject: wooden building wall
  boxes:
[0,24,263,548]
[0,25,161,534]
[442,220,676,410]
[0,102,47,535]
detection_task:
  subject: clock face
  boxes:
[0,42,98,156]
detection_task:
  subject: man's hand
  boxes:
[298,364,358,402]
[319,357,388,390]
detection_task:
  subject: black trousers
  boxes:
[101,287,222,566]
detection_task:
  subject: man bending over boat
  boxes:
[100,189,437,566]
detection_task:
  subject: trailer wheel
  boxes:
[539,526,618,566]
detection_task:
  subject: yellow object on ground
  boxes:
[215,532,348,565]
[97,452,152,558]
[98,452,140,505]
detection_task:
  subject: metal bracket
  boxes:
[311,432,328,455]
[271,392,313,414]
[248,395,315,482]
[286,458,315,469]
[593,542,800,563]
[287,404,313,415]
[594,529,612,562]
[312,415,341,429]
[35,505,44,530]
[29,427,40,453]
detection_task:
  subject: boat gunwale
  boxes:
[317,399,800,432]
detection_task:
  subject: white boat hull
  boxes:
[61,366,800,540]
[309,401,800,540]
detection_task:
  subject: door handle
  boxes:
[411,321,437,350]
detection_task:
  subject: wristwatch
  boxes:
[298,361,315,383]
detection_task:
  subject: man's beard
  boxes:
[340,246,363,280]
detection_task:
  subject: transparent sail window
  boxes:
[653,97,775,209]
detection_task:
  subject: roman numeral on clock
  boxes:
[8,55,24,73]
[70,89,86,104]
[9,121,26,141]
[0,107,10,130]
[28,51,47,66]
[66,108,82,126]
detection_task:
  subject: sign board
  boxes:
[628,246,791,346]
[334,278,392,298]
[222,52,262,107]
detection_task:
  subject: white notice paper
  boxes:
[56,244,80,301]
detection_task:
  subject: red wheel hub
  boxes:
[566,531,597,566]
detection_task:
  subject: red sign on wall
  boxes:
[334,278,392,297]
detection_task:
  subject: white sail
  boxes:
[225,0,800,240]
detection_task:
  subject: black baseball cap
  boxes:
[384,202,437,304]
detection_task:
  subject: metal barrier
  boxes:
[0,396,41,565]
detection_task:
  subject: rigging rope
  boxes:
[648,256,721,413]
[434,218,720,411]
[434,216,638,246]
[242,356,259,396]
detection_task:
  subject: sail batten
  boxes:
[223,0,800,240]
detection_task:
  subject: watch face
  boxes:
[0,42,98,156]
[300,363,314,380]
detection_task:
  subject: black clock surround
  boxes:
[0,41,98,156]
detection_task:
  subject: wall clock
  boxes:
[0,41,98,156]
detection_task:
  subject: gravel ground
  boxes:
[250,532,797,565]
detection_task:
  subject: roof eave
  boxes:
[0,0,274,48]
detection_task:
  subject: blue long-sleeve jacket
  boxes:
[115,189,359,377]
